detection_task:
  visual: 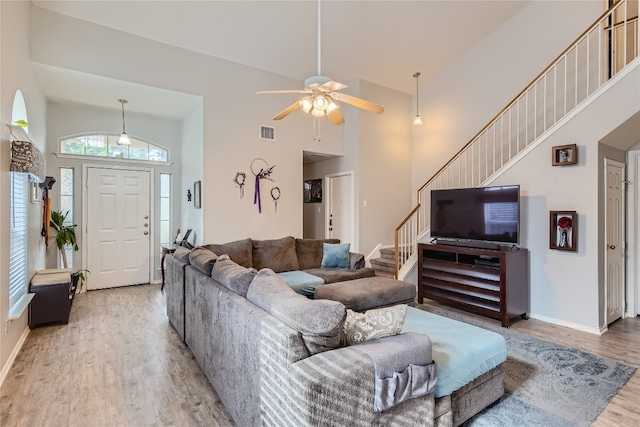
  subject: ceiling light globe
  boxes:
[299,97,313,114]
[313,95,328,111]
[117,132,131,145]
[413,115,423,126]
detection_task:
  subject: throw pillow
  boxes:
[247,269,346,355]
[188,247,219,276]
[203,238,253,268]
[321,243,350,269]
[172,246,191,264]
[252,236,299,272]
[211,256,257,297]
[295,238,340,270]
[341,304,407,346]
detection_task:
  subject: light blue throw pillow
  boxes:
[321,243,350,269]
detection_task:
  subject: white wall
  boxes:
[0,0,47,382]
[491,64,639,332]
[180,101,203,245]
[30,6,346,245]
[44,101,185,282]
[412,1,603,197]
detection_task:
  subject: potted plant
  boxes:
[50,210,90,291]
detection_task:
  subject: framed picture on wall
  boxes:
[304,179,322,203]
[552,144,577,166]
[194,180,201,209]
[550,210,577,251]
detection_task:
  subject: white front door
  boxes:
[605,158,625,325]
[326,172,355,249]
[86,167,151,290]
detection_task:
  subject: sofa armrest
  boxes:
[349,252,365,269]
[286,338,435,426]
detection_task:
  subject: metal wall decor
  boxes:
[194,181,201,209]
[250,158,277,213]
[234,172,246,198]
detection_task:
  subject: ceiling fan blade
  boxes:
[319,80,347,92]
[257,89,310,94]
[273,102,300,120]
[330,92,384,114]
[326,107,345,126]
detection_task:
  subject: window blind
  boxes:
[9,172,29,307]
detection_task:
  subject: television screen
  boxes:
[430,185,520,244]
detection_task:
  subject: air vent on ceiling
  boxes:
[259,126,276,141]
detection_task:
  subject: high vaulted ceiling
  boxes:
[32,0,531,119]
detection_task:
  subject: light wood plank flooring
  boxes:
[1,285,638,426]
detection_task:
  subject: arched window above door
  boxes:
[59,133,168,162]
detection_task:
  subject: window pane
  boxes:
[160,220,170,245]
[59,133,168,163]
[160,173,171,246]
[60,168,74,268]
[9,172,28,307]
[160,174,170,198]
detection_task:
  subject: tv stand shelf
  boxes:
[418,243,529,327]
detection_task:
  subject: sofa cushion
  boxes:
[203,238,252,268]
[247,269,346,355]
[211,255,258,297]
[252,236,299,272]
[342,304,407,346]
[276,271,325,298]
[295,238,340,270]
[172,246,191,264]
[188,247,218,275]
[321,243,351,269]
[303,267,376,284]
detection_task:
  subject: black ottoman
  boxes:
[314,276,416,311]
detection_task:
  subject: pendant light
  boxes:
[413,72,423,126]
[117,99,131,145]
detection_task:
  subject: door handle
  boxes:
[329,219,333,226]
[144,231,149,235]
[609,244,616,250]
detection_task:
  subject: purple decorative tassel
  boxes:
[254,175,262,213]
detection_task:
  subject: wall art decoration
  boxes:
[552,144,577,166]
[550,210,577,251]
[271,186,281,213]
[194,180,201,209]
[250,158,276,213]
[234,172,246,199]
[304,179,322,203]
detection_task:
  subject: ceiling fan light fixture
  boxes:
[299,97,313,114]
[117,98,131,144]
[313,95,328,111]
[326,100,338,113]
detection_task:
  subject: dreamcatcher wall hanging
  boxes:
[234,158,281,213]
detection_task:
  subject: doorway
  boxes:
[325,171,355,250]
[604,158,626,324]
[83,166,152,290]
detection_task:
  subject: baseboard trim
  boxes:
[0,326,30,387]
[528,312,602,335]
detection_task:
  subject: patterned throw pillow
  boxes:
[341,304,408,346]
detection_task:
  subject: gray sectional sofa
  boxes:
[164,237,506,426]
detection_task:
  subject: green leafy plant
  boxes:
[14,119,28,128]
[72,269,91,292]
[50,210,78,269]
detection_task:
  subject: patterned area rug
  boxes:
[416,305,636,427]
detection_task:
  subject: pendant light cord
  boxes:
[119,99,128,133]
[413,72,420,114]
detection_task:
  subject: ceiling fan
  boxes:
[257,0,384,126]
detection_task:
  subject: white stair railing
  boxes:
[396,0,639,279]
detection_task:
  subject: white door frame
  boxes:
[324,171,357,252]
[82,163,155,287]
[627,150,640,317]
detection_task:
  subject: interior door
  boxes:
[605,158,625,324]
[86,167,151,290]
[326,172,354,247]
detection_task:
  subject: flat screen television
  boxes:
[430,185,520,246]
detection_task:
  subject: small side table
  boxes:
[161,244,178,291]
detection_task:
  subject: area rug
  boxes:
[416,305,636,427]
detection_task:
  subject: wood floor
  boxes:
[1,284,638,426]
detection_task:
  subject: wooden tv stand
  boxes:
[417,243,529,327]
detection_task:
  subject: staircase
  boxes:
[370,247,412,277]
[389,0,639,280]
